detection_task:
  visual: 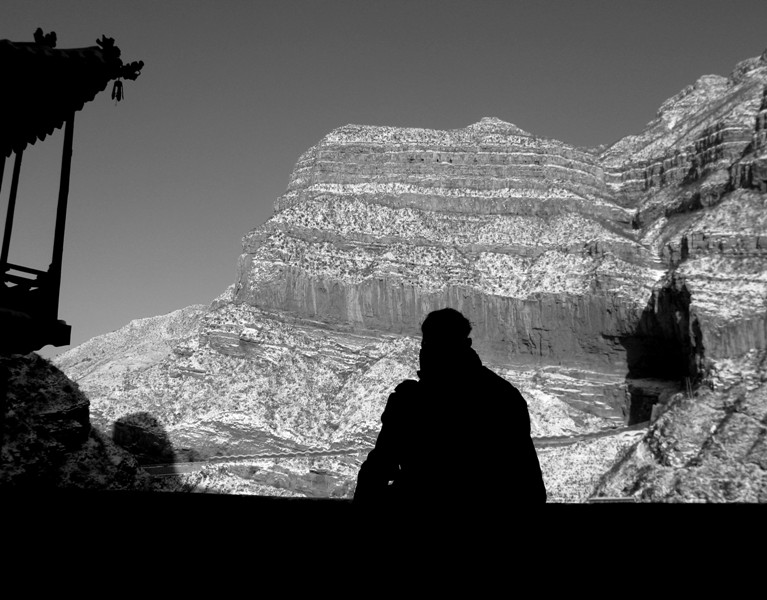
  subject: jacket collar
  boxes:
[417,347,483,383]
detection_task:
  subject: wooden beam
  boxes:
[3,262,47,276]
[49,112,75,318]
[4,272,38,287]
[0,150,23,269]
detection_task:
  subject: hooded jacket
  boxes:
[353,346,546,512]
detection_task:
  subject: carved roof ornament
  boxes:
[0,29,145,157]
[32,27,56,47]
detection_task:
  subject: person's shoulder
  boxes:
[394,379,419,395]
[479,366,526,402]
[382,379,419,420]
[479,365,514,390]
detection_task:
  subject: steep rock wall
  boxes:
[237,118,655,388]
[236,258,645,371]
[53,50,767,498]
[234,53,767,430]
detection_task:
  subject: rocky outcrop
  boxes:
[276,118,616,216]
[594,369,767,502]
[601,59,767,204]
[236,118,656,390]
[731,87,767,192]
[0,353,151,489]
[588,52,767,500]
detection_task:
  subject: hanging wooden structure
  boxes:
[0,29,143,354]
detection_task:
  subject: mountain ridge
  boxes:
[53,48,767,501]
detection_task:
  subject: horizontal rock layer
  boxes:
[239,117,663,386]
[234,52,767,422]
[54,50,767,500]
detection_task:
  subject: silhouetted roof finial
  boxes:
[0,30,145,156]
[33,28,56,47]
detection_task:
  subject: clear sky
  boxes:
[3,0,767,358]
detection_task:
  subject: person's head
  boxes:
[419,308,472,371]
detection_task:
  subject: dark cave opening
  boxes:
[620,279,701,425]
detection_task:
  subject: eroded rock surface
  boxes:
[53,50,767,501]
[595,358,767,502]
[239,117,655,379]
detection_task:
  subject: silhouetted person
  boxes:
[353,308,546,517]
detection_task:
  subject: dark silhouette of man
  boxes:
[353,308,546,516]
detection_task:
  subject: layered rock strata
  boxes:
[54,50,767,501]
[58,297,610,460]
[603,52,767,388]
[236,117,661,425]
[592,52,767,499]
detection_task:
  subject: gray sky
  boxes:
[3,0,767,358]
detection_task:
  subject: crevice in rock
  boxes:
[619,275,702,424]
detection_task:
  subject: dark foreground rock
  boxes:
[0,353,151,490]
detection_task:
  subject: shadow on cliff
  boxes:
[0,354,170,490]
[619,279,701,424]
[112,411,184,490]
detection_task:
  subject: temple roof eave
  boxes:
[0,35,144,158]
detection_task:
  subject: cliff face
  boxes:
[589,52,767,500]
[601,52,767,387]
[239,117,653,370]
[54,50,767,501]
[235,50,767,420]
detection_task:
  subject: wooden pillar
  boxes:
[49,112,75,317]
[0,149,23,270]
